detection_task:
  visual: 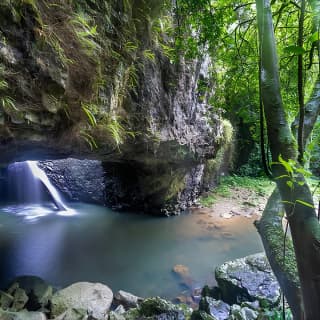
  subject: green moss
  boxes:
[138,297,192,319]
[260,192,300,285]
[191,310,217,320]
[222,119,233,144]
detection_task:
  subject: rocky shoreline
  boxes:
[0,253,287,320]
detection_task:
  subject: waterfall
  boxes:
[8,161,68,211]
[26,161,67,211]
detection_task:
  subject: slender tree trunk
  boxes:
[256,0,320,318]
[297,0,306,164]
[292,76,320,146]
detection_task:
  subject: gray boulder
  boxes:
[215,253,280,306]
[199,297,230,320]
[0,291,14,310]
[11,288,29,311]
[109,311,125,320]
[52,308,87,320]
[51,282,113,320]
[0,310,46,320]
[2,283,29,312]
[229,305,258,320]
[114,290,143,309]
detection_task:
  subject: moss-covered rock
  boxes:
[215,253,280,307]
[0,0,231,214]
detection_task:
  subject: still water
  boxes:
[0,202,263,299]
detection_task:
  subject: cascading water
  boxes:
[26,161,67,211]
[7,161,71,213]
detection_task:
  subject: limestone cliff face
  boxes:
[0,0,227,214]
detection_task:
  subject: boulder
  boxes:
[0,310,46,320]
[0,291,14,310]
[139,297,192,320]
[9,276,52,311]
[11,288,28,311]
[229,305,258,320]
[215,253,280,306]
[109,311,125,320]
[201,286,222,300]
[199,297,230,320]
[52,308,87,320]
[191,310,218,320]
[51,282,113,320]
[114,290,143,309]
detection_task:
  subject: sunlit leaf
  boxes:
[296,199,314,208]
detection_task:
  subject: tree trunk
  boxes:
[292,77,320,146]
[256,0,320,318]
[255,189,302,318]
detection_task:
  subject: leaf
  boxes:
[275,175,291,179]
[80,131,98,150]
[281,200,295,205]
[296,199,314,209]
[82,104,97,127]
[295,167,312,177]
[283,45,306,55]
[278,155,294,174]
[308,31,319,43]
[286,180,294,190]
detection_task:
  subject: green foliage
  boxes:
[143,49,155,62]
[71,11,100,57]
[81,102,97,127]
[80,131,98,150]
[38,24,73,66]
[1,96,16,112]
[259,308,292,320]
[126,64,139,93]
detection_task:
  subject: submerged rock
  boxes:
[51,282,113,319]
[215,253,280,306]
[173,265,190,278]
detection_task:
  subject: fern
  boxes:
[143,49,155,62]
[80,131,98,150]
[1,96,17,111]
[81,103,97,127]
[0,80,8,90]
[107,118,125,149]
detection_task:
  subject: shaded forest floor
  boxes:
[198,176,275,219]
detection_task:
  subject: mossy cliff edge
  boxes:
[0,0,230,214]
